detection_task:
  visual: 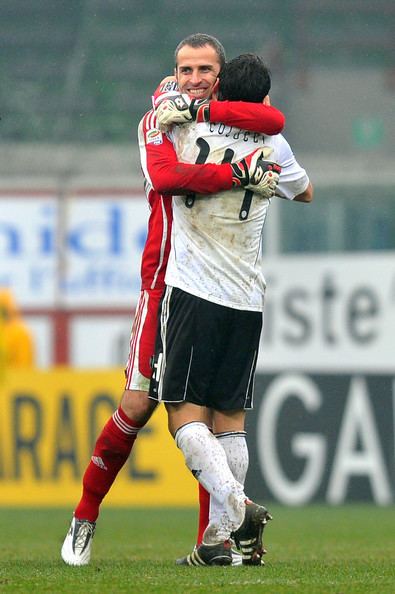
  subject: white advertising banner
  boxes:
[0,194,57,306]
[1,193,394,371]
[0,192,147,307]
[259,253,395,372]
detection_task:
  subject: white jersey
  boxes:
[165,121,310,311]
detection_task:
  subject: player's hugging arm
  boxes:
[138,112,233,195]
[155,94,285,136]
[274,139,314,204]
[208,100,285,135]
[151,75,285,136]
[293,181,313,203]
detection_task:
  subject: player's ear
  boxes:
[212,78,220,100]
[263,95,271,106]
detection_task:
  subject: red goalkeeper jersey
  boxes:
[137,100,285,291]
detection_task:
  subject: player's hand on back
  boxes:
[246,158,281,197]
[230,147,281,198]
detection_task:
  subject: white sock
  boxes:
[175,422,246,541]
[209,431,249,543]
[216,431,249,484]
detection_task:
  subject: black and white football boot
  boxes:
[232,501,272,566]
[176,540,232,566]
[61,516,96,566]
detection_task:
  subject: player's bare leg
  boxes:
[120,388,158,424]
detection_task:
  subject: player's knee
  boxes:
[120,389,156,424]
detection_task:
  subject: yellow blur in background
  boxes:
[0,288,35,370]
[0,368,196,507]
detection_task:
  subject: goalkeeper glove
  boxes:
[151,76,180,109]
[230,148,281,198]
[155,94,210,127]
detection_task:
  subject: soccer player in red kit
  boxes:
[61,33,285,566]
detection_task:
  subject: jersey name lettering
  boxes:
[209,122,263,144]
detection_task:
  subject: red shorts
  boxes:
[124,287,163,391]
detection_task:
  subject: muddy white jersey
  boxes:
[165,121,310,311]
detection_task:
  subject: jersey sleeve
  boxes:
[138,110,233,194]
[274,135,310,200]
[209,101,285,135]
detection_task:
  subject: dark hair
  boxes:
[174,33,226,69]
[218,54,271,103]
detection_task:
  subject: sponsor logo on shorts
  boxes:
[146,129,163,145]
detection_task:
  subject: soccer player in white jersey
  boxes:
[61,36,287,567]
[150,53,313,566]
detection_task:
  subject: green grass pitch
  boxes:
[1,505,394,593]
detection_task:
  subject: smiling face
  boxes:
[175,44,221,100]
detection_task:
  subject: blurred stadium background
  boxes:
[0,0,394,509]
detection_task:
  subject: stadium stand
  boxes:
[1,0,394,143]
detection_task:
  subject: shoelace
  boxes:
[75,522,94,552]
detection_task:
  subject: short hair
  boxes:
[218,54,271,103]
[174,33,226,69]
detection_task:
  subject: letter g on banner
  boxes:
[257,374,326,505]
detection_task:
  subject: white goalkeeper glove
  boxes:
[155,94,210,128]
[151,76,180,109]
[230,147,281,198]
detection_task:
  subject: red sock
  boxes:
[196,483,210,544]
[75,407,142,522]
